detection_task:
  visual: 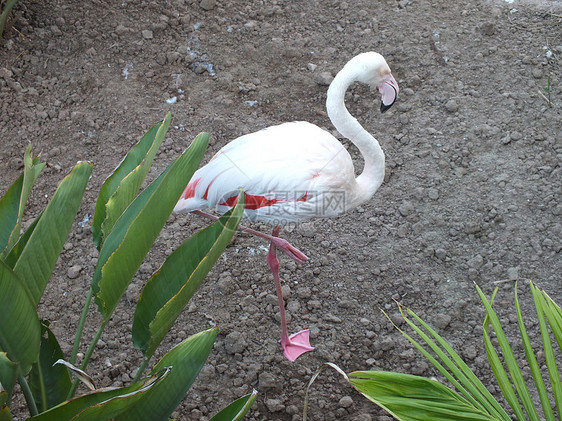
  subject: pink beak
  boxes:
[379,74,399,113]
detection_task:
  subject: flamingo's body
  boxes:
[175,52,399,361]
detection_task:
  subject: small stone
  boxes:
[398,201,414,217]
[258,372,281,393]
[67,265,82,279]
[427,188,439,200]
[200,0,216,10]
[338,395,354,408]
[467,254,484,269]
[532,67,543,79]
[444,99,458,113]
[265,398,285,412]
[315,71,333,86]
[115,24,129,35]
[435,248,447,260]
[463,345,478,360]
[224,331,247,354]
[141,29,153,40]
[507,267,519,280]
[480,22,495,36]
[433,313,451,329]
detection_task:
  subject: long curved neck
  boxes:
[326,68,385,206]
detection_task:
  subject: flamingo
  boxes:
[174,52,399,362]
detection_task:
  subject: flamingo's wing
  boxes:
[174,122,354,221]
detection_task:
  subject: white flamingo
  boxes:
[175,52,399,362]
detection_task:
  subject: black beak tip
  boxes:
[380,101,394,114]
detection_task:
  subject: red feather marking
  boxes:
[220,192,278,210]
[220,192,308,210]
[182,178,201,200]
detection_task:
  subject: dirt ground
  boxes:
[1,0,561,420]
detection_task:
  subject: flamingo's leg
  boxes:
[193,210,308,263]
[267,226,314,362]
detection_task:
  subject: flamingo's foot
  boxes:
[281,329,315,362]
[271,237,309,263]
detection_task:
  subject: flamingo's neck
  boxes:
[326,68,385,207]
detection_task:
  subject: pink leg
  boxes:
[193,210,308,263]
[267,226,314,362]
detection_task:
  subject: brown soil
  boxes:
[1,0,561,420]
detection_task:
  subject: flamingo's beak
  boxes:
[379,74,399,113]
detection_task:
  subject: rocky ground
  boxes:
[1,0,561,419]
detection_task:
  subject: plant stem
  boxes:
[133,357,151,383]
[70,286,94,366]
[18,374,38,417]
[67,317,109,398]
[0,0,19,41]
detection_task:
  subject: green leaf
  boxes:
[0,144,45,258]
[514,282,555,421]
[12,161,92,307]
[348,371,497,421]
[0,261,41,373]
[28,368,169,421]
[385,307,509,420]
[530,284,562,415]
[2,212,42,269]
[476,285,537,420]
[132,194,244,358]
[0,174,23,257]
[0,352,18,398]
[92,114,171,249]
[209,390,258,421]
[0,391,13,421]
[28,322,72,412]
[116,327,219,421]
[92,133,208,321]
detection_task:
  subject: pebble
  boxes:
[141,29,153,40]
[265,398,285,412]
[433,313,451,329]
[532,68,543,79]
[200,0,216,10]
[398,201,414,217]
[506,267,519,280]
[467,254,484,269]
[315,71,333,86]
[338,395,354,408]
[224,331,247,354]
[427,188,439,200]
[67,265,82,279]
[258,372,281,393]
[444,99,459,113]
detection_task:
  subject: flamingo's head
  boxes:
[348,52,399,113]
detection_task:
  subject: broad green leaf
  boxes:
[349,371,497,421]
[209,390,258,421]
[92,114,171,249]
[3,212,42,269]
[133,195,244,358]
[0,144,45,258]
[0,174,23,256]
[92,133,208,321]
[116,327,218,421]
[0,352,18,398]
[514,283,555,421]
[13,162,92,307]
[0,391,12,421]
[0,260,40,373]
[29,322,72,412]
[28,368,169,421]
